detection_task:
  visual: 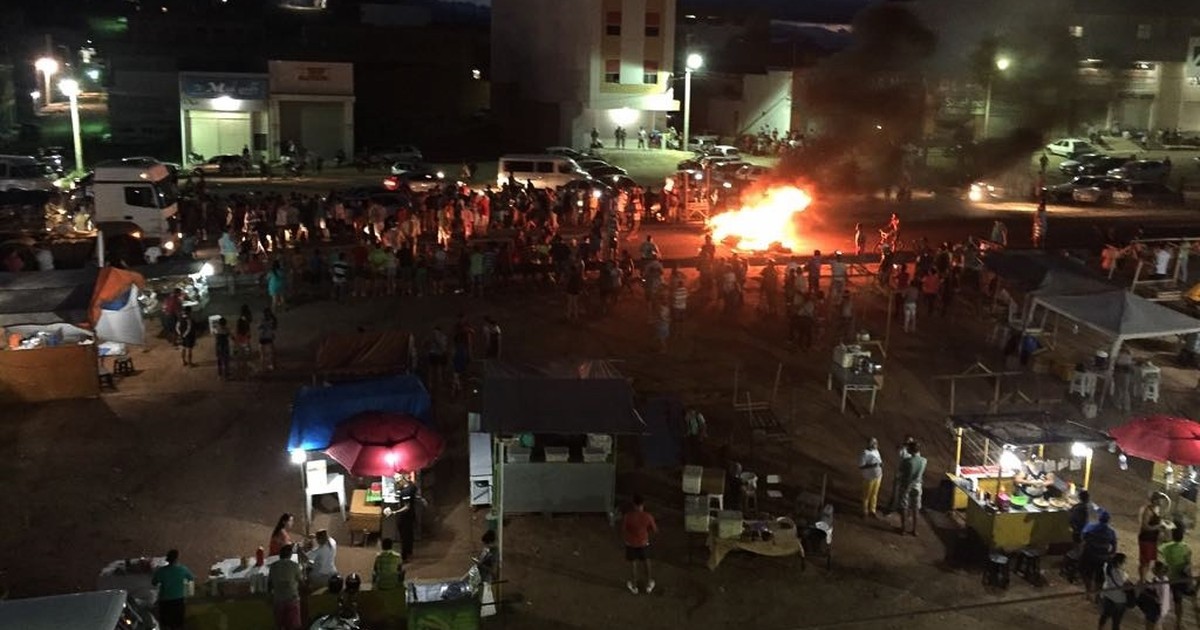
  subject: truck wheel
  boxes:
[106,235,144,267]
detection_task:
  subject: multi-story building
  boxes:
[491,0,679,149]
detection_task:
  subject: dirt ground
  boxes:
[4,208,1200,630]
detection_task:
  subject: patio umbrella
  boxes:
[1109,415,1200,465]
[323,411,445,476]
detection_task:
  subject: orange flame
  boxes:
[708,185,812,252]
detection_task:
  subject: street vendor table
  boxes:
[207,555,279,596]
[97,557,166,605]
[826,363,883,414]
[947,466,1015,511]
[965,495,1073,552]
[707,526,805,570]
[350,488,383,545]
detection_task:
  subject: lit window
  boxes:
[605,59,620,84]
[606,11,621,36]
[643,60,659,84]
[1137,24,1152,39]
[645,12,660,37]
[1069,25,1083,38]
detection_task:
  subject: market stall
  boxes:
[947,411,1109,553]
[1110,414,1200,531]
[287,375,432,452]
[0,322,100,402]
[88,266,147,346]
[827,342,883,414]
[312,330,416,382]
[479,361,645,514]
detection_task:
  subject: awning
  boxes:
[1033,290,1200,341]
[481,361,646,435]
[950,411,1111,447]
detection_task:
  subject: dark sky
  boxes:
[445,0,875,23]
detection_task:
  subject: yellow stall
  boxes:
[947,411,1108,553]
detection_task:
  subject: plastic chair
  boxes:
[305,459,347,523]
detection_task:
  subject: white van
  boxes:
[0,589,158,630]
[0,155,55,192]
[496,154,589,190]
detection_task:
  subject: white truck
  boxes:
[0,589,159,630]
[85,157,181,264]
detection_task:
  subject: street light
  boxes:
[30,90,40,109]
[983,56,1012,139]
[59,78,83,173]
[35,57,58,106]
[682,53,703,153]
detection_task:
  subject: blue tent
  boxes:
[287,375,432,451]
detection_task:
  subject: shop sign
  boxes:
[296,66,330,82]
[180,75,268,100]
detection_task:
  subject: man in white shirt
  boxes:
[307,529,338,586]
[1154,245,1172,278]
[859,438,884,518]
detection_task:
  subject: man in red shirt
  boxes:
[621,494,658,594]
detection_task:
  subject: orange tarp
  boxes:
[87,267,145,328]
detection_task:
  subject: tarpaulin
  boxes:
[88,267,146,345]
[314,331,413,377]
[287,375,432,451]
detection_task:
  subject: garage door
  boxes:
[1116,98,1153,130]
[187,111,252,160]
[1180,102,1200,132]
[279,102,344,159]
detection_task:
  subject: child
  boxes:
[214,317,231,380]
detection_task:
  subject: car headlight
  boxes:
[163,240,176,252]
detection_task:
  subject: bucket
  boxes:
[485,510,499,533]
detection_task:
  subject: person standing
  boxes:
[887,436,915,514]
[622,494,658,594]
[806,250,823,294]
[267,260,287,311]
[330,252,350,302]
[214,316,231,380]
[920,269,941,315]
[269,513,295,556]
[267,544,304,630]
[1098,553,1132,630]
[858,438,883,518]
[176,307,196,367]
[896,441,926,536]
[1032,199,1048,248]
[160,288,183,343]
[1082,510,1119,600]
[637,126,647,149]
[1069,489,1093,544]
[829,253,847,301]
[1159,526,1199,630]
[151,549,195,630]
[1139,492,1170,580]
[854,223,867,256]
[372,538,404,590]
[902,281,919,333]
[259,307,278,372]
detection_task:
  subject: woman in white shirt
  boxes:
[307,529,338,587]
[1099,553,1131,630]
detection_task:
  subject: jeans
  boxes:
[903,303,917,332]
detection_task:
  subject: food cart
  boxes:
[827,342,884,414]
[947,411,1108,553]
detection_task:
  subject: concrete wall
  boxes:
[706,70,793,138]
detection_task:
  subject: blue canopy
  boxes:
[287,375,432,451]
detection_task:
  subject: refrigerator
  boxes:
[469,432,493,506]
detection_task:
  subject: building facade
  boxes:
[492,0,679,149]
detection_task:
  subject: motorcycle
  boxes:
[309,573,365,630]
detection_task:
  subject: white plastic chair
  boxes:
[305,459,347,523]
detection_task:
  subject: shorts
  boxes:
[158,598,185,629]
[899,486,922,510]
[274,598,302,630]
[625,545,650,561]
[1139,539,1158,566]
[1172,581,1197,602]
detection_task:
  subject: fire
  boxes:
[708,185,812,252]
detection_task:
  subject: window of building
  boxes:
[1137,23,1152,39]
[643,60,659,84]
[606,11,621,36]
[645,12,660,37]
[605,59,620,84]
[1068,25,1083,38]
[124,186,157,208]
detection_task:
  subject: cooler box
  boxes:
[506,446,531,463]
[685,498,710,533]
[582,448,608,463]
[544,446,569,462]
[682,465,703,494]
[717,510,744,539]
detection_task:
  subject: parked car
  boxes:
[576,159,611,170]
[733,164,771,182]
[1045,138,1095,157]
[383,168,445,193]
[1111,181,1182,207]
[705,145,742,158]
[1058,153,1107,176]
[1078,156,1130,176]
[585,164,628,178]
[1044,176,1114,203]
[373,145,423,163]
[1072,178,1123,204]
[389,159,429,175]
[191,155,253,177]
[545,146,587,160]
[676,158,703,171]
[1107,159,1169,181]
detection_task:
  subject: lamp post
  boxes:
[34,57,58,107]
[30,91,40,111]
[290,448,311,535]
[982,56,1011,139]
[59,78,83,173]
[682,52,703,153]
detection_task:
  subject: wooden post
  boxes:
[983,439,990,468]
[771,362,782,405]
[949,379,957,414]
[884,284,894,353]
[954,427,964,475]
[991,376,1002,413]
[1083,452,1093,490]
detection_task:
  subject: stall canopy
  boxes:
[88,267,146,345]
[287,375,432,451]
[314,330,414,379]
[481,361,646,435]
[1032,290,1200,342]
[950,411,1111,447]
[983,250,1117,297]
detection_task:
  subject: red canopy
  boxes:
[1110,415,1200,465]
[323,411,444,476]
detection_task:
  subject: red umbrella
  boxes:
[323,412,445,476]
[1110,415,1200,465]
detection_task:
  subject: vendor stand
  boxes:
[947,411,1108,553]
[0,322,100,402]
[826,343,883,414]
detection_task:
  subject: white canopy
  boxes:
[1032,290,1200,342]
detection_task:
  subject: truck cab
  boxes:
[86,157,180,263]
[0,589,159,630]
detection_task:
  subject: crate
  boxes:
[544,446,569,462]
[582,448,608,463]
[717,510,744,539]
[506,447,531,463]
[685,503,711,533]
